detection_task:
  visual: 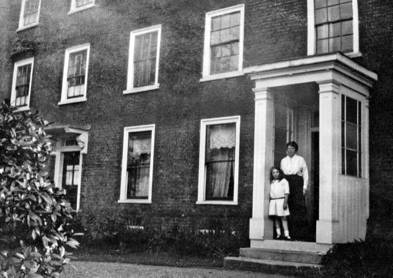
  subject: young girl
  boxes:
[268,167,291,240]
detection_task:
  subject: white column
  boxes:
[316,82,340,244]
[249,87,275,242]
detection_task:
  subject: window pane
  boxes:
[340,2,353,19]
[328,5,340,21]
[346,150,358,176]
[127,131,152,199]
[342,20,353,35]
[346,96,358,123]
[329,22,341,37]
[328,0,339,5]
[317,25,329,39]
[75,0,94,8]
[315,8,328,24]
[24,0,39,26]
[133,31,158,88]
[329,37,341,51]
[341,35,353,52]
[317,39,329,53]
[205,123,236,201]
[346,123,357,150]
[315,0,327,9]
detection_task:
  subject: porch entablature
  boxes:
[244,53,377,97]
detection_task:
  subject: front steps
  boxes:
[224,240,332,275]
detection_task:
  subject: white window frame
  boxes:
[17,0,41,31]
[307,0,359,57]
[69,0,96,14]
[59,43,90,105]
[201,4,245,82]
[123,25,162,94]
[119,124,155,204]
[197,116,241,205]
[10,57,34,111]
[53,143,83,212]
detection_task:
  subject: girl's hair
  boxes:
[270,166,284,182]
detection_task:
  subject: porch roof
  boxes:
[45,124,90,154]
[244,53,378,96]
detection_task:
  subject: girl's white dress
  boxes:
[269,178,290,216]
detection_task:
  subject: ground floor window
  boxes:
[119,125,155,203]
[62,151,80,210]
[341,95,361,177]
[198,116,240,205]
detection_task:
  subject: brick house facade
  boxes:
[0,0,392,246]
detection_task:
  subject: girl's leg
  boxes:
[274,217,281,238]
[282,217,291,239]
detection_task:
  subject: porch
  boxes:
[245,53,377,248]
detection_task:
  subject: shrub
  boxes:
[318,237,393,278]
[0,103,78,278]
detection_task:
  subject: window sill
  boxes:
[196,200,238,206]
[68,4,97,15]
[12,106,30,112]
[58,97,87,106]
[118,199,152,204]
[200,71,244,82]
[16,23,39,32]
[345,51,362,58]
[123,84,160,95]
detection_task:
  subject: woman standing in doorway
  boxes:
[280,141,309,240]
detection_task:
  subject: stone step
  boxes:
[240,247,323,264]
[224,256,322,276]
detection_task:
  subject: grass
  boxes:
[73,245,224,268]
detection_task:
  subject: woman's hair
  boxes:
[270,166,284,182]
[286,141,299,152]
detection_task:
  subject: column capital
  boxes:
[253,87,273,101]
[318,81,340,95]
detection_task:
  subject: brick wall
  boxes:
[1,0,393,238]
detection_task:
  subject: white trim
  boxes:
[202,4,245,79]
[307,0,360,56]
[125,25,161,94]
[197,116,240,205]
[69,0,96,14]
[10,57,34,110]
[53,142,83,211]
[59,43,90,105]
[119,124,155,204]
[17,0,41,31]
[199,71,244,82]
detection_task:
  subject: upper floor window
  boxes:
[69,0,95,13]
[18,0,41,31]
[342,95,361,177]
[307,0,359,56]
[124,25,162,94]
[119,125,155,204]
[197,116,240,205]
[202,4,245,80]
[60,44,90,105]
[11,57,34,110]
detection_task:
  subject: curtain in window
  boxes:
[127,131,151,199]
[62,151,80,210]
[210,12,240,74]
[67,50,87,98]
[205,123,236,200]
[133,32,158,88]
[315,0,353,53]
[23,0,40,26]
[15,64,31,107]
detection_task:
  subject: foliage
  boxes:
[0,103,78,278]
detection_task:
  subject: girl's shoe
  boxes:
[275,234,282,240]
[284,235,291,240]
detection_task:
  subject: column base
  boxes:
[316,219,338,244]
[249,218,264,240]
